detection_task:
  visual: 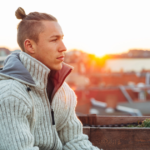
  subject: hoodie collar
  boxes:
[19,52,50,89]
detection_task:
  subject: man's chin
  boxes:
[50,64,62,71]
[56,65,62,70]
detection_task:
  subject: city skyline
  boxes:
[1,0,150,56]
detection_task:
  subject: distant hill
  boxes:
[107,49,150,59]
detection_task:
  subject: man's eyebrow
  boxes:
[50,35,64,38]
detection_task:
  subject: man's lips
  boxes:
[57,56,64,61]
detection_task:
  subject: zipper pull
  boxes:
[51,108,55,125]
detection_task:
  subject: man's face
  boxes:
[34,21,66,70]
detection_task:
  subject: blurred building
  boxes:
[0,48,11,67]
[0,48,10,56]
[106,49,150,58]
[75,85,150,115]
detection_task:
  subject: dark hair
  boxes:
[15,7,57,51]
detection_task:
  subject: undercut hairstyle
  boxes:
[15,7,57,51]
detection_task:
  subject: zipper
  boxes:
[51,107,58,150]
[44,79,64,150]
[49,87,62,150]
[44,89,57,150]
[51,108,55,125]
[49,85,66,150]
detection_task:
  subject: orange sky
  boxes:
[1,0,150,56]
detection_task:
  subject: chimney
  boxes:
[106,95,118,112]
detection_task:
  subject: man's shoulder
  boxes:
[0,79,27,98]
[0,79,32,112]
[0,79,25,88]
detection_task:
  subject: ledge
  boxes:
[79,115,150,150]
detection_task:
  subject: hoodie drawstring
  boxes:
[27,86,36,132]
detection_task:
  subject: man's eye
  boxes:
[51,39,57,42]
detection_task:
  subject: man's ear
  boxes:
[24,39,36,54]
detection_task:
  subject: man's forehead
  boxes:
[42,21,64,37]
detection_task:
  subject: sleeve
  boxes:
[0,95,39,150]
[58,109,99,150]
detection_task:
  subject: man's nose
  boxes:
[58,41,67,52]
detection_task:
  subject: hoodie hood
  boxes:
[0,52,35,85]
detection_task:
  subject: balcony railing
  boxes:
[78,115,150,150]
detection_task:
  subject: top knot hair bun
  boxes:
[15,7,26,20]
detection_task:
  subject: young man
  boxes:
[0,7,99,150]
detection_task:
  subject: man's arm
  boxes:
[0,95,38,150]
[58,109,99,150]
